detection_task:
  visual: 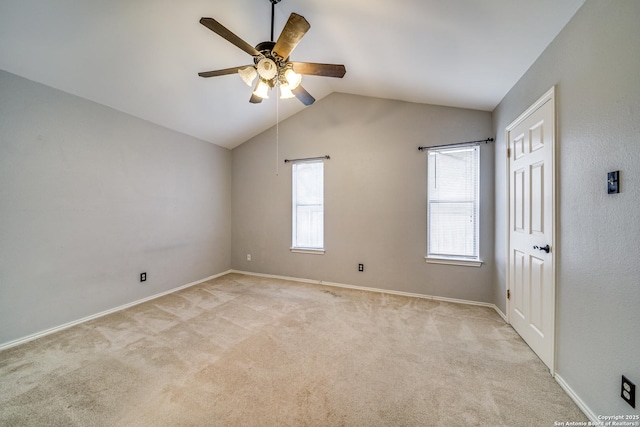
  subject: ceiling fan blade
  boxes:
[272,13,310,60]
[291,62,346,78]
[292,85,315,106]
[198,66,253,78]
[200,17,260,57]
[249,79,264,104]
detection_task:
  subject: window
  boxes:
[292,160,324,253]
[427,144,480,266]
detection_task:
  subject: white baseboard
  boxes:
[229,269,506,320]
[555,373,597,423]
[0,270,232,351]
[493,305,508,322]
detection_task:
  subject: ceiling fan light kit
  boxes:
[198,0,346,106]
[257,58,278,80]
[253,79,271,99]
[284,68,302,89]
[238,66,258,87]
[279,83,296,99]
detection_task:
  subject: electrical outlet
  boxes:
[622,375,636,408]
[140,272,147,282]
[358,264,364,272]
[247,254,252,261]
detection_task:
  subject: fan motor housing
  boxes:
[255,41,276,55]
[255,41,288,63]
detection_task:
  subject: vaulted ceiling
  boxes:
[0,0,584,149]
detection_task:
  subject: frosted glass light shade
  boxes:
[257,58,277,80]
[238,66,257,87]
[279,83,295,99]
[253,79,270,99]
[284,69,302,89]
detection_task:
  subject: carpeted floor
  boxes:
[0,273,587,426]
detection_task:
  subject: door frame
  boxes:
[505,86,557,374]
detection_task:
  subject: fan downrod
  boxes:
[269,0,283,41]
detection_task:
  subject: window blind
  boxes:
[427,145,479,259]
[292,161,324,249]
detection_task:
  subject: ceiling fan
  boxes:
[198,0,346,106]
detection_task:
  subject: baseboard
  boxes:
[555,373,598,423]
[493,305,508,322]
[229,270,506,319]
[0,270,232,351]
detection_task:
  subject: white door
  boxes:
[507,88,556,372]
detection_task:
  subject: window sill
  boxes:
[291,248,325,255]
[425,256,482,267]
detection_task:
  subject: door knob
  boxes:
[533,244,550,253]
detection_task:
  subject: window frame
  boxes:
[291,159,325,254]
[425,144,482,267]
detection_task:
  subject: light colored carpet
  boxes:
[0,273,587,426]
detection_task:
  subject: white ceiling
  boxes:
[0,0,584,149]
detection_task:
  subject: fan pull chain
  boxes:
[276,88,280,176]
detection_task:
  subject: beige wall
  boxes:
[232,93,494,302]
[0,70,232,345]
[493,0,640,417]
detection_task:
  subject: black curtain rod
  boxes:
[284,155,330,164]
[418,138,494,151]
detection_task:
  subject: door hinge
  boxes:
[507,289,511,300]
[507,148,511,158]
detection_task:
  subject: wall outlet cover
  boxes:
[622,375,636,408]
[140,272,147,282]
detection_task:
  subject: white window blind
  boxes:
[427,144,479,261]
[292,160,324,250]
